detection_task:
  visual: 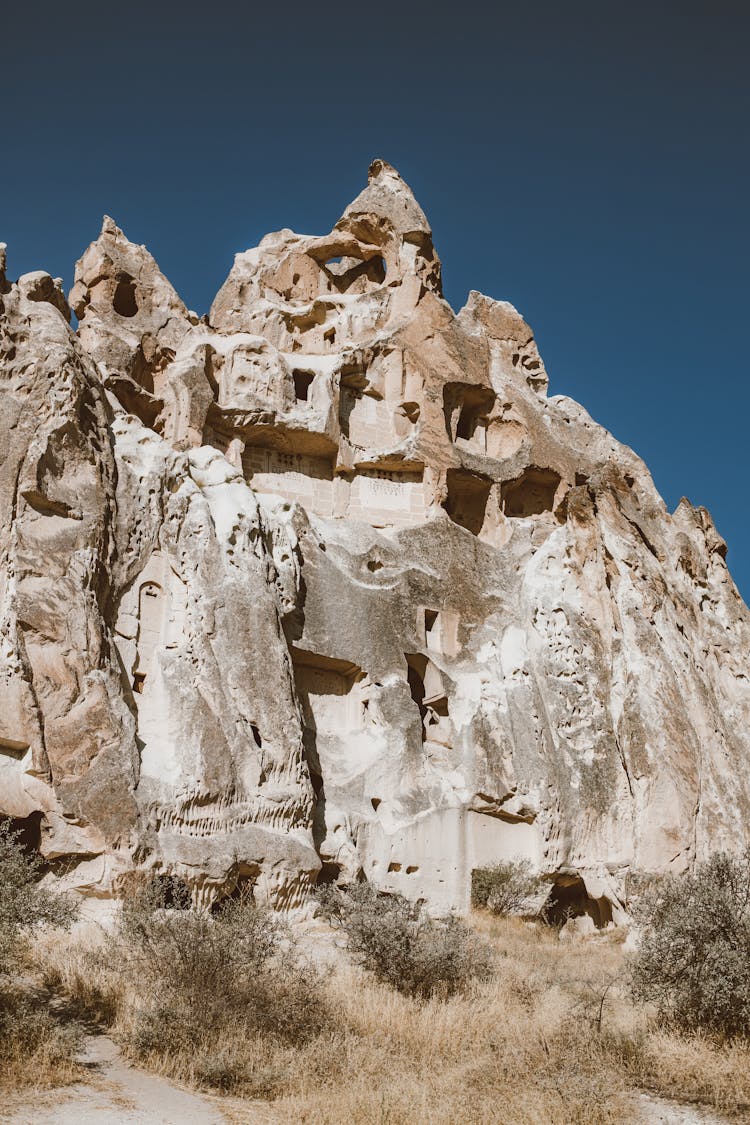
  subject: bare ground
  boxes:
[635,1092,733,1124]
[0,1033,261,1125]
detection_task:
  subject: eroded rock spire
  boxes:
[0,162,748,919]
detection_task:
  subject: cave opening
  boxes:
[442,469,491,535]
[0,811,43,857]
[317,861,343,885]
[502,467,561,518]
[405,653,450,745]
[442,383,495,449]
[542,875,612,928]
[210,872,259,912]
[405,654,428,734]
[293,369,315,402]
[113,275,138,318]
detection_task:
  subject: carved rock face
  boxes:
[1,161,749,917]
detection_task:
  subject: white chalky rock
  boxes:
[1,159,749,922]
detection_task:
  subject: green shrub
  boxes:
[629,851,750,1038]
[0,820,77,975]
[471,859,542,915]
[119,881,278,1014]
[117,882,327,1082]
[316,882,492,998]
[0,821,81,1085]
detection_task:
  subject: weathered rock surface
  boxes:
[1,161,749,918]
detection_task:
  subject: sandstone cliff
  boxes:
[1,161,748,920]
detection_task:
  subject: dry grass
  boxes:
[0,1032,82,1095]
[0,820,83,1094]
[34,913,750,1124]
[641,1030,750,1116]
[0,985,84,1094]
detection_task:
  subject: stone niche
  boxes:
[291,648,370,881]
[131,580,163,696]
[0,678,31,759]
[292,368,316,404]
[291,648,370,807]
[292,648,367,744]
[418,607,460,658]
[501,467,561,518]
[340,347,422,448]
[442,469,492,535]
[340,389,403,449]
[443,383,496,454]
[347,466,425,528]
[112,274,139,318]
[242,446,336,517]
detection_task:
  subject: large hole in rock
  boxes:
[443,384,496,449]
[405,654,451,745]
[317,861,343,885]
[322,254,386,294]
[542,875,612,928]
[443,469,492,535]
[406,655,428,731]
[211,871,259,911]
[113,276,138,317]
[456,406,478,441]
[293,369,315,402]
[502,467,561,518]
[1,811,43,856]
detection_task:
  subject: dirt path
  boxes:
[635,1091,733,1124]
[1,1034,254,1124]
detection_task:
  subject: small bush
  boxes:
[471,858,542,916]
[118,880,278,1015]
[0,821,77,975]
[116,881,328,1085]
[629,851,750,1038]
[0,990,82,1063]
[317,882,492,998]
[0,822,81,1090]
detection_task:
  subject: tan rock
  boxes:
[1,162,749,919]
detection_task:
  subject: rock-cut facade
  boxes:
[1,160,748,922]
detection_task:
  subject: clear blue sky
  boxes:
[4,1,749,598]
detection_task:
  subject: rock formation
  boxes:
[1,161,749,920]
